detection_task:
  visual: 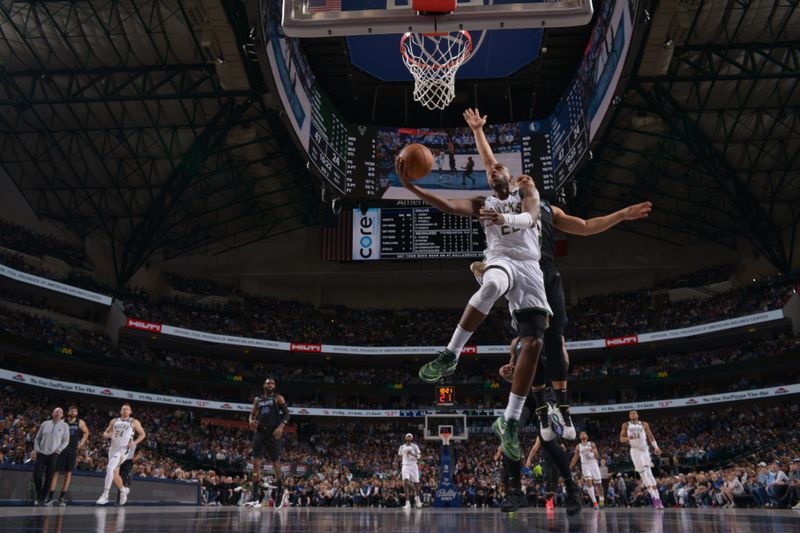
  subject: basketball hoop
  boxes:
[440,431,453,446]
[400,30,472,111]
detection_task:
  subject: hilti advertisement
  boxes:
[124,309,784,356]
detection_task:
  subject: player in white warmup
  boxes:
[620,410,663,509]
[96,404,145,506]
[570,432,604,508]
[398,433,423,509]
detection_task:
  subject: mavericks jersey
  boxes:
[627,422,648,451]
[110,418,135,448]
[483,188,541,262]
[398,443,421,467]
[66,418,82,450]
[255,394,282,430]
[539,201,557,269]
[579,442,598,465]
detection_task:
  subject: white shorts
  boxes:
[484,256,552,319]
[630,448,653,472]
[108,446,128,471]
[401,465,420,484]
[581,462,602,482]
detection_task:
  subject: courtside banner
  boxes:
[2,368,797,417]
[0,264,112,306]
[126,309,784,356]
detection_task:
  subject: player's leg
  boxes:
[586,478,597,507]
[419,264,510,382]
[638,461,662,508]
[98,449,122,504]
[269,435,285,508]
[543,268,574,439]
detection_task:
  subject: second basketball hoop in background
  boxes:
[400,31,473,110]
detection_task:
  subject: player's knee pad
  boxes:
[467,267,509,314]
[514,309,549,339]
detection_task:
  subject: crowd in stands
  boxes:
[654,263,736,290]
[2,385,798,509]
[0,219,92,269]
[121,272,796,346]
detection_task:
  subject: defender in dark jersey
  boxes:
[249,378,290,507]
[48,405,88,506]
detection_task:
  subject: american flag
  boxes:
[321,210,352,261]
[308,0,342,12]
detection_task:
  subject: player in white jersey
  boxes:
[96,404,145,506]
[620,410,663,509]
[398,108,551,513]
[570,432,604,508]
[398,433,423,509]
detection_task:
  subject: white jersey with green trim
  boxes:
[483,188,541,262]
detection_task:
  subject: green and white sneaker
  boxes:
[492,416,521,462]
[418,349,458,383]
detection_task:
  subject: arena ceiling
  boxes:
[570,0,800,272]
[1,0,798,287]
[0,0,319,285]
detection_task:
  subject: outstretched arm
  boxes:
[553,202,652,236]
[396,157,482,217]
[463,108,498,170]
[643,422,661,455]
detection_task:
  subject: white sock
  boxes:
[648,487,659,501]
[503,392,527,421]
[588,488,597,504]
[446,325,473,360]
[599,493,604,504]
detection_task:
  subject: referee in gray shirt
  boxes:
[32,407,70,505]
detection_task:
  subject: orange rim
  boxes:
[400,30,473,70]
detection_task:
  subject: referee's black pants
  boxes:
[33,452,59,502]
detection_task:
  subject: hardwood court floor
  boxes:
[0,506,798,533]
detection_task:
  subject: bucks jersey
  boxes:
[483,188,541,262]
[627,421,648,451]
[579,442,598,465]
[110,418,135,448]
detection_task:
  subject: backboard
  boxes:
[282,0,594,37]
[424,414,468,441]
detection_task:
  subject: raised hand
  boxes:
[463,108,487,130]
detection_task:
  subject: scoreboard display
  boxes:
[353,207,486,261]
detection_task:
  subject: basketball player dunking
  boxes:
[570,432,604,508]
[97,404,145,506]
[249,378,290,508]
[472,176,651,442]
[48,405,88,506]
[398,108,553,512]
[620,410,663,509]
[398,433,423,509]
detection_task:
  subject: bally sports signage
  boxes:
[125,309,785,356]
[2,367,797,417]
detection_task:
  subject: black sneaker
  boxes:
[566,481,583,516]
[500,489,527,513]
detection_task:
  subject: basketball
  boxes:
[398,143,433,180]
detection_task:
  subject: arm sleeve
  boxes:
[278,402,290,424]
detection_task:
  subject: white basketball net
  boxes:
[400,31,472,111]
